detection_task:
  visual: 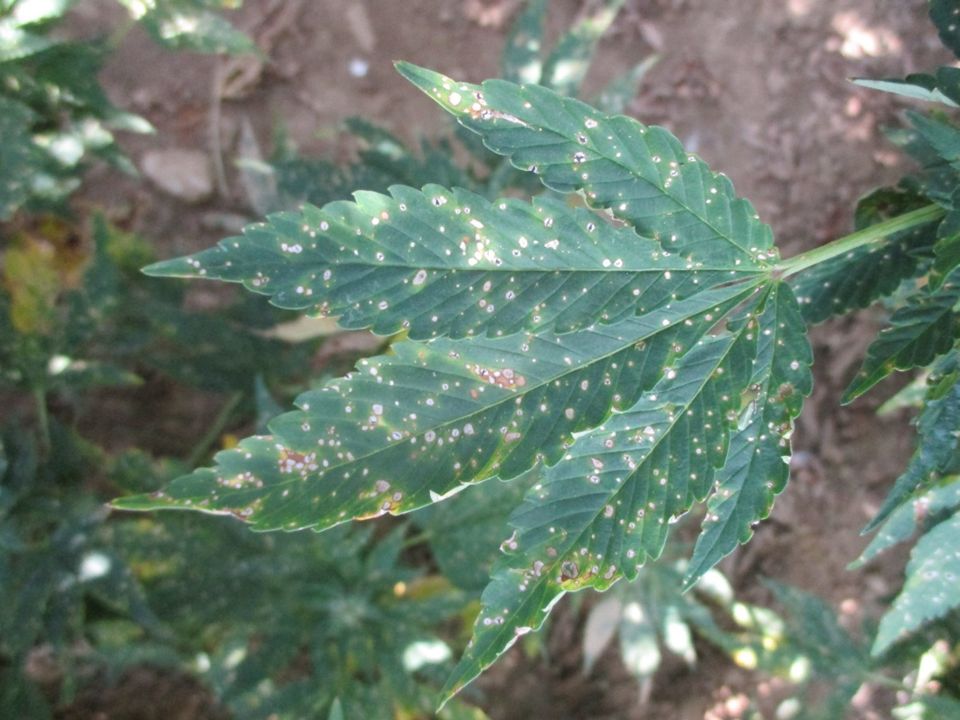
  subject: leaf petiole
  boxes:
[774,204,945,280]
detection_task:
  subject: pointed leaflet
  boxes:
[853,475,960,568]
[396,63,776,269]
[441,288,772,701]
[854,71,960,108]
[114,283,760,531]
[864,374,960,533]
[790,188,941,324]
[873,511,960,654]
[144,186,758,340]
[683,284,813,589]
[843,268,960,402]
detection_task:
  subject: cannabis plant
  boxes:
[115,1,960,713]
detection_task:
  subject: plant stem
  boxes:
[187,391,243,467]
[34,387,50,456]
[774,204,945,279]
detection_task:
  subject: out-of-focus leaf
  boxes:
[540,0,625,98]
[874,511,960,654]
[854,475,960,567]
[501,0,546,84]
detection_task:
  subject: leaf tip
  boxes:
[394,62,468,113]
[141,257,196,278]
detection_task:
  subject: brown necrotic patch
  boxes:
[467,364,527,389]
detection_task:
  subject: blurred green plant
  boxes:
[0,0,253,219]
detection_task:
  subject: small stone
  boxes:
[141,149,213,203]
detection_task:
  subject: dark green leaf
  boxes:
[790,188,939,324]
[864,376,960,533]
[441,288,779,699]
[843,268,960,402]
[853,475,960,567]
[0,97,35,219]
[930,0,960,60]
[113,281,758,530]
[684,284,813,588]
[417,468,535,591]
[144,186,762,340]
[396,63,776,269]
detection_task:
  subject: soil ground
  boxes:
[61,0,954,718]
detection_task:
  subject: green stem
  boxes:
[401,529,434,549]
[187,391,243,467]
[775,204,945,279]
[34,387,50,456]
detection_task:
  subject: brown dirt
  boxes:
[61,0,951,718]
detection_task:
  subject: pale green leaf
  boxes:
[854,72,960,108]
[144,185,760,340]
[853,475,960,567]
[864,377,960,533]
[594,56,659,115]
[327,698,344,720]
[873,511,960,654]
[120,0,256,54]
[396,63,776,269]
[582,594,622,673]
